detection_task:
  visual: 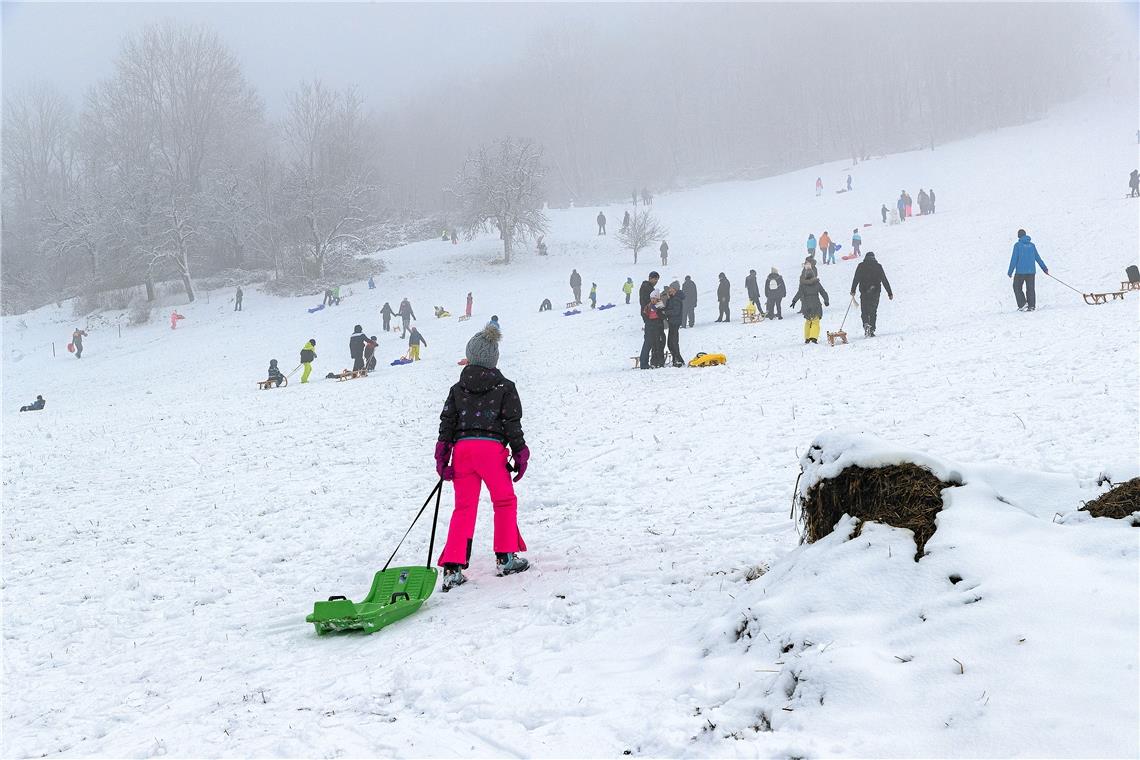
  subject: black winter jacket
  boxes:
[850,257,893,298]
[662,292,684,323]
[745,274,759,299]
[682,279,697,307]
[349,331,367,359]
[790,274,830,319]
[717,277,730,301]
[764,274,786,300]
[439,365,526,451]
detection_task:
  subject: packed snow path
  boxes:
[3,99,1137,757]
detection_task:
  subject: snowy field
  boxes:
[3,98,1138,758]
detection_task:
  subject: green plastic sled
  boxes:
[307,566,438,634]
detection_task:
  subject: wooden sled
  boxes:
[328,369,368,381]
[566,301,581,308]
[741,309,763,324]
[1120,281,1140,292]
[827,329,848,346]
[1083,291,1127,305]
[458,314,471,322]
[257,377,287,390]
[631,351,673,368]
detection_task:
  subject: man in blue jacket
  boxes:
[1008,229,1048,312]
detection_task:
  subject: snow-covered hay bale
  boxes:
[1081,478,1140,524]
[796,433,963,560]
[800,463,954,559]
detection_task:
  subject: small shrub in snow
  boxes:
[1080,478,1140,524]
[128,299,152,325]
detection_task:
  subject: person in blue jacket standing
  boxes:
[1008,229,1048,312]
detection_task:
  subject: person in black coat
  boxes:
[662,284,685,367]
[715,273,731,322]
[881,204,889,224]
[570,269,583,303]
[597,212,607,235]
[643,291,666,368]
[849,251,893,337]
[790,266,829,344]
[19,395,45,412]
[349,325,368,371]
[638,271,661,369]
[681,276,697,327]
[380,302,394,332]
[745,269,761,310]
[764,268,786,319]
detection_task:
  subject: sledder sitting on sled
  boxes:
[19,395,46,412]
[434,323,530,591]
[266,359,285,387]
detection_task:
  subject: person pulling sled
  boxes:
[434,323,530,591]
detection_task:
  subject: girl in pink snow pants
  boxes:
[434,322,530,591]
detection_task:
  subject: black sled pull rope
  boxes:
[1044,271,1085,296]
[381,479,444,572]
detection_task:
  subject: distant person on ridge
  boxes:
[1008,229,1048,312]
[622,210,631,231]
[597,211,607,235]
[928,189,936,213]
[815,177,823,196]
[659,240,669,266]
[234,286,243,312]
[589,283,598,309]
[881,204,889,224]
[466,292,473,318]
[846,174,853,191]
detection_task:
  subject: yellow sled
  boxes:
[688,352,727,367]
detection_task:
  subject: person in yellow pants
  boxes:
[408,326,427,361]
[300,339,317,382]
[789,266,829,345]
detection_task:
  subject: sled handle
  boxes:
[327,595,348,601]
[389,592,411,604]
[381,479,444,572]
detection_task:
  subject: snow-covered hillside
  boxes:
[3,98,1138,758]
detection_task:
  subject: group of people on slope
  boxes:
[881,188,935,224]
[379,298,417,337]
[791,249,894,342]
[638,271,688,368]
[815,175,854,195]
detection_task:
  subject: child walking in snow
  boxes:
[434,323,530,590]
[408,326,427,360]
[790,262,830,344]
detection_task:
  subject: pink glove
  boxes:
[511,447,529,483]
[434,441,454,481]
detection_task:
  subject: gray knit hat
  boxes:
[465,323,501,368]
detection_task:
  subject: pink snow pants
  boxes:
[438,439,526,566]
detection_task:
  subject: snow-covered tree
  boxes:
[618,209,668,265]
[453,138,548,264]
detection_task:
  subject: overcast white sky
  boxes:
[1,2,635,114]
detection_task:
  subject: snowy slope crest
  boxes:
[694,435,1139,758]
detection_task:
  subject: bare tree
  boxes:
[280,81,376,279]
[453,138,548,264]
[618,209,668,265]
